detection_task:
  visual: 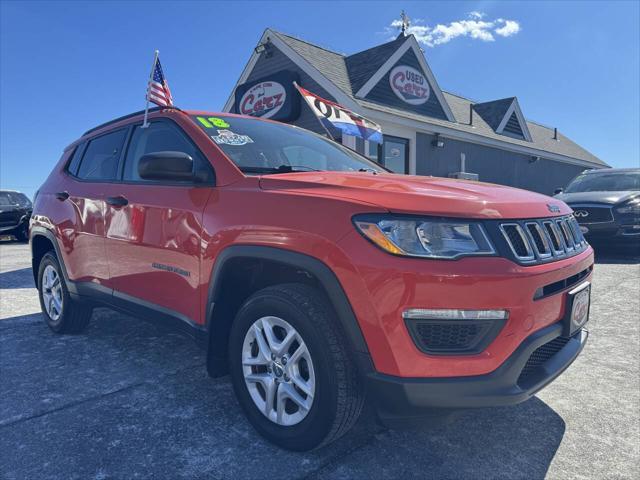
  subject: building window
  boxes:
[366,141,379,162]
[342,135,356,151]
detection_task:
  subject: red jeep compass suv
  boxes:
[30,107,593,450]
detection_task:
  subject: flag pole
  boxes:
[293,81,335,141]
[142,50,159,128]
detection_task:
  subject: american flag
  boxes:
[147,57,173,107]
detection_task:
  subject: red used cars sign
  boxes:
[389,65,430,105]
[239,81,286,119]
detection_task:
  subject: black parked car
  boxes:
[555,168,640,245]
[0,190,32,242]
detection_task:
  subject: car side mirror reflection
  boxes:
[554,187,563,195]
[138,151,196,181]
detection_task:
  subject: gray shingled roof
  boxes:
[271,31,353,95]
[270,30,605,167]
[345,35,407,93]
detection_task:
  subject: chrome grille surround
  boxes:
[500,215,588,264]
[525,222,552,259]
[499,223,535,261]
[542,220,564,255]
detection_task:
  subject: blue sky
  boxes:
[1,0,638,199]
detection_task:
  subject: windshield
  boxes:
[564,171,640,193]
[191,115,385,174]
[0,192,32,207]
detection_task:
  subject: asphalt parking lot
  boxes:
[1,241,638,479]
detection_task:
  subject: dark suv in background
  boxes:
[0,190,32,242]
[555,168,640,247]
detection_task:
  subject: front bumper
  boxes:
[367,322,587,420]
[579,220,640,242]
[337,229,594,378]
[0,214,30,234]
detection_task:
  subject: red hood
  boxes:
[259,172,571,219]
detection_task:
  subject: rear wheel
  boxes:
[228,283,364,451]
[38,252,92,333]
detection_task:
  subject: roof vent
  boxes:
[502,112,525,138]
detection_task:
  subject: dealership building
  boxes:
[223,29,607,194]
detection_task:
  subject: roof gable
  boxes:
[474,97,532,142]
[472,98,514,130]
[223,29,358,113]
[363,46,449,121]
[353,35,455,122]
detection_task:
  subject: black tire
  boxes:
[37,251,92,333]
[228,283,364,451]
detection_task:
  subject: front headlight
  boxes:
[354,215,496,259]
[616,197,640,214]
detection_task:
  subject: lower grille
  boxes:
[533,266,593,300]
[405,319,505,355]
[517,335,570,386]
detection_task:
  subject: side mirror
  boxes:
[554,187,563,195]
[138,151,195,181]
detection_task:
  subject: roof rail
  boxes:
[82,106,184,136]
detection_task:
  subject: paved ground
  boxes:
[1,241,638,480]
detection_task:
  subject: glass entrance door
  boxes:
[373,135,409,174]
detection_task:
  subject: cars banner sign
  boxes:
[234,71,300,121]
[389,65,430,105]
[239,81,286,119]
[294,83,383,144]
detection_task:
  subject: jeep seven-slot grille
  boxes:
[500,215,587,264]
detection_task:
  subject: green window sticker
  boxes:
[196,116,230,128]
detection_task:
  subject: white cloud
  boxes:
[468,11,486,20]
[385,13,521,47]
[495,20,521,37]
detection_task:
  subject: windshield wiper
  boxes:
[239,165,320,174]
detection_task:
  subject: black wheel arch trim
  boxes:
[206,245,371,356]
[30,226,77,293]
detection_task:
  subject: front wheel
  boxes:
[228,284,364,451]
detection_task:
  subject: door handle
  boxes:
[106,195,128,208]
[55,191,69,201]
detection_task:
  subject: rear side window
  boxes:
[123,121,212,183]
[77,129,127,181]
[66,143,85,176]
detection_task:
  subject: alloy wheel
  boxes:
[241,316,316,426]
[42,264,63,321]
